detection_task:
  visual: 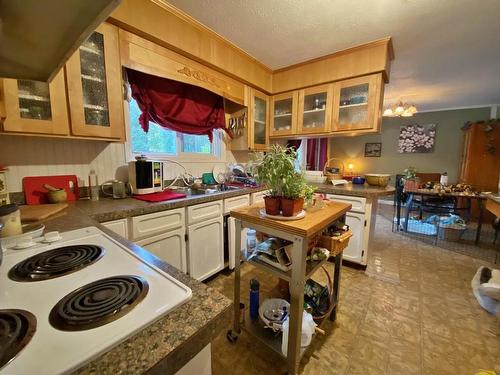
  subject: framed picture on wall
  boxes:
[398,123,436,153]
[365,142,382,157]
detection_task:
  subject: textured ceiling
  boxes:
[163,0,500,111]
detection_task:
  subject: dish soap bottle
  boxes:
[88,169,99,201]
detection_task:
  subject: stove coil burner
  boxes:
[8,245,105,282]
[49,275,149,331]
[0,309,36,370]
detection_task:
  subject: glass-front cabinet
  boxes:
[1,71,69,135]
[270,91,298,137]
[332,73,383,133]
[250,90,269,150]
[65,23,124,139]
[297,84,333,135]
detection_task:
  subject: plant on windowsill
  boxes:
[402,166,419,190]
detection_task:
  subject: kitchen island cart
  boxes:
[228,201,351,375]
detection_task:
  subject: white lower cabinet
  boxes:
[102,218,129,239]
[187,216,224,281]
[136,228,187,273]
[342,212,366,264]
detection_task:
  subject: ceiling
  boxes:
[164,0,500,111]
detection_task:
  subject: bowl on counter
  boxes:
[352,176,366,185]
[365,174,391,187]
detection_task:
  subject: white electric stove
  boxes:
[0,226,192,375]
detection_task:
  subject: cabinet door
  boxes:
[270,91,298,137]
[249,89,269,150]
[136,228,187,272]
[342,211,365,264]
[228,217,247,270]
[187,216,224,281]
[65,23,124,139]
[102,218,129,239]
[297,84,333,135]
[1,72,69,135]
[331,74,383,133]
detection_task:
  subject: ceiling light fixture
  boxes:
[383,101,418,117]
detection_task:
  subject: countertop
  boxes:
[311,182,395,198]
[33,205,232,375]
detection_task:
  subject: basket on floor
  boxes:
[318,230,353,256]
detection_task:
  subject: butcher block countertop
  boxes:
[35,205,232,375]
[230,201,351,238]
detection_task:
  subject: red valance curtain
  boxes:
[126,68,230,142]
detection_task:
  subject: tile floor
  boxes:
[208,214,500,375]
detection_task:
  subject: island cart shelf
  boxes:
[228,201,351,375]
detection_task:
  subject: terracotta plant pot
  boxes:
[264,196,281,215]
[403,179,420,191]
[281,197,304,217]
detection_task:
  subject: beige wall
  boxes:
[329,107,492,184]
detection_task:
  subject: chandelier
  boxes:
[383,101,418,117]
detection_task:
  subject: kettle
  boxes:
[101,180,132,199]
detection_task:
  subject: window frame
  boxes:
[124,96,225,163]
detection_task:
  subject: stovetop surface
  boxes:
[0,226,192,375]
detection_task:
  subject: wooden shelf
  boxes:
[18,94,50,102]
[254,119,266,125]
[84,104,108,111]
[243,251,329,282]
[81,74,105,83]
[339,102,368,109]
[274,113,292,118]
[80,45,102,56]
[303,108,326,114]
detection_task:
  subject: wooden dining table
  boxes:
[395,187,487,244]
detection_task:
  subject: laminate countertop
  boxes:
[33,204,232,375]
[311,182,395,199]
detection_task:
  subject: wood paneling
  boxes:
[120,30,246,105]
[109,0,273,92]
[272,38,393,94]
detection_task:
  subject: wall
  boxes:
[0,135,244,193]
[329,107,492,184]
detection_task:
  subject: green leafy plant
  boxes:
[282,172,313,200]
[403,166,418,181]
[250,144,297,197]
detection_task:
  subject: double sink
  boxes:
[171,185,244,197]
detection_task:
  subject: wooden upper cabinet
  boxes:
[249,89,269,150]
[1,71,70,135]
[297,84,333,135]
[65,23,124,140]
[331,73,383,134]
[228,87,268,151]
[270,91,298,137]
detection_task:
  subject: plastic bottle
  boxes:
[246,229,257,255]
[249,279,260,322]
[281,311,317,356]
[88,169,99,201]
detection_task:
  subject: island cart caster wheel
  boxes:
[226,330,239,343]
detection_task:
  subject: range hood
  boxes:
[0,0,122,82]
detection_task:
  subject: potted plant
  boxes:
[251,144,307,215]
[402,166,419,190]
[281,173,313,216]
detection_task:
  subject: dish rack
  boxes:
[323,158,345,182]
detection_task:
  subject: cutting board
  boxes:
[20,203,69,222]
[132,190,187,202]
[23,175,79,205]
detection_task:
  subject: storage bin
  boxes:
[318,230,353,256]
[438,223,466,241]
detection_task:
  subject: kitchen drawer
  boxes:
[223,194,250,214]
[102,218,129,239]
[187,200,223,225]
[131,208,184,240]
[250,190,270,205]
[327,194,366,213]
